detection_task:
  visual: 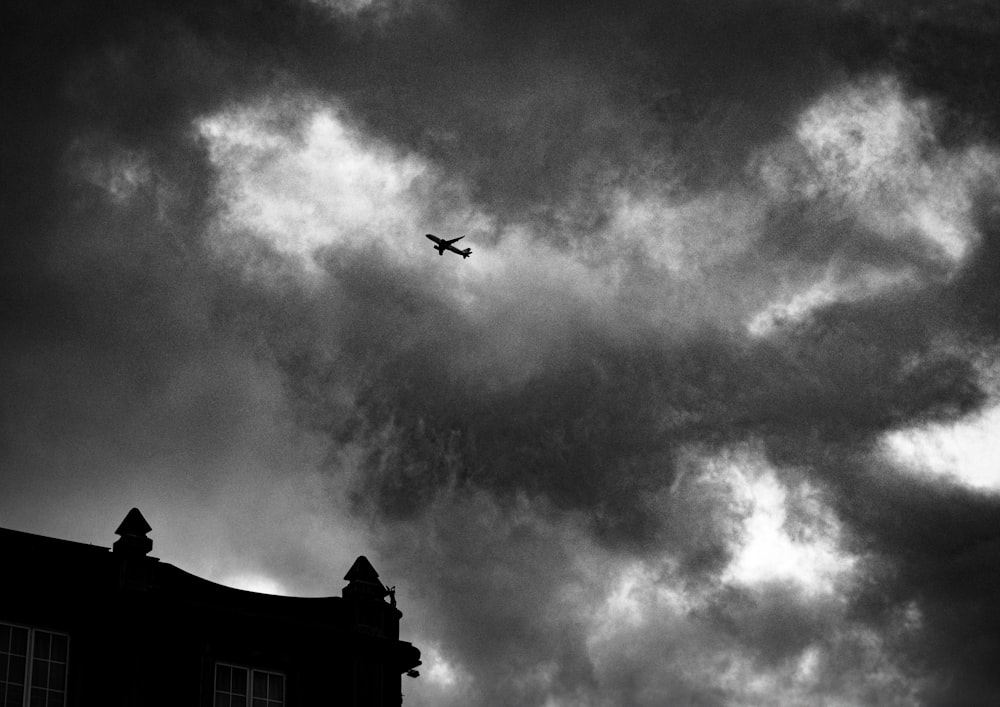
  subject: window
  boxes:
[0,623,68,707]
[214,664,283,707]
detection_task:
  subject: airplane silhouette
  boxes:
[426,233,471,258]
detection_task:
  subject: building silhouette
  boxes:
[0,508,421,706]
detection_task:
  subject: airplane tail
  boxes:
[461,249,472,258]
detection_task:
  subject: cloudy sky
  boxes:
[3,0,1000,704]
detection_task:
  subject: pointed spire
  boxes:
[113,507,152,556]
[343,555,388,601]
[115,507,152,537]
[344,555,380,583]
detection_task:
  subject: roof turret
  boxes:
[113,507,153,556]
[343,555,388,601]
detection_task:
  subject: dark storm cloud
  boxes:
[789,442,1000,707]
[847,1,1000,143]
[325,0,856,230]
[294,3,1000,701]
[954,203,1000,337]
[5,0,1000,705]
[0,0,343,562]
[752,207,1000,704]
[244,233,987,704]
[271,243,982,533]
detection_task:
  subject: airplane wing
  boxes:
[445,236,465,244]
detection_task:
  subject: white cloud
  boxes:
[692,446,857,595]
[198,102,436,267]
[596,560,698,632]
[746,267,913,337]
[592,445,857,638]
[793,75,979,264]
[602,187,762,275]
[305,0,427,21]
[578,446,878,704]
[882,403,1000,492]
[746,74,1000,337]
[723,469,854,594]
[421,643,463,688]
[196,98,654,389]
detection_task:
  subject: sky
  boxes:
[3,0,1000,704]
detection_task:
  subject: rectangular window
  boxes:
[0,624,68,707]
[214,664,283,707]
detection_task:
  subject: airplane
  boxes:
[426,233,472,259]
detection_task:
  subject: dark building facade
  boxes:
[0,509,421,707]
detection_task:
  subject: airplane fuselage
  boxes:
[425,233,472,259]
